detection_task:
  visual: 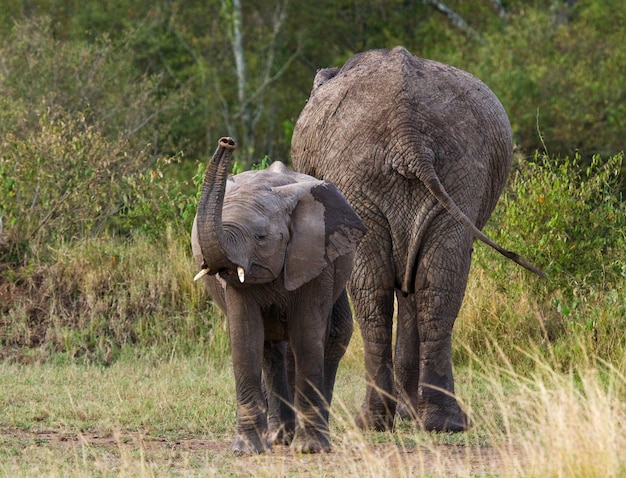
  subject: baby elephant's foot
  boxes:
[231,432,272,454]
[291,428,331,454]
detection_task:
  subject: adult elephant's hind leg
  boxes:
[394,292,420,421]
[414,224,473,432]
[349,233,396,431]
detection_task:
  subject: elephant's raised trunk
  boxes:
[195,137,237,280]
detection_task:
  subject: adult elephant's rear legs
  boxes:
[349,233,397,431]
[394,292,420,421]
[410,226,474,432]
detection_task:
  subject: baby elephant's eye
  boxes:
[254,233,267,241]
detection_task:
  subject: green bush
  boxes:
[458,152,626,371]
[492,152,625,291]
[0,230,227,365]
[0,107,191,263]
[0,17,195,266]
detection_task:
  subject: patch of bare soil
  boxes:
[2,427,225,452]
[2,427,526,476]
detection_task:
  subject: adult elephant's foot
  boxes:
[354,403,395,431]
[231,433,272,454]
[416,401,471,432]
[291,428,331,453]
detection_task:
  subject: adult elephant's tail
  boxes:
[410,159,545,282]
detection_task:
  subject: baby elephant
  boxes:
[191,137,367,453]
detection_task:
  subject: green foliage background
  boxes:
[0,1,625,371]
[2,1,625,167]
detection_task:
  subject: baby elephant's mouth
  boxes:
[217,266,246,283]
[194,262,275,286]
[193,263,243,283]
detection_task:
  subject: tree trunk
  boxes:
[422,0,482,40]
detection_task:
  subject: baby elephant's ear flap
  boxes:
[274,181,367,291]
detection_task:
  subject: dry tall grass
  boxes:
[2,345,624,476]
[0,228,228,364]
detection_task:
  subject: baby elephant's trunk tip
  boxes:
[219,137,237,150]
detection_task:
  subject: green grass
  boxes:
[1,333,625,477]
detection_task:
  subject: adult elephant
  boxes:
[191,138,366,453]
[291,46,543,432]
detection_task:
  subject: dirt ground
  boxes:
[2,427,527,476]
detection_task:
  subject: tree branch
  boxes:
[422,0,482,41]
[490,0,507,18]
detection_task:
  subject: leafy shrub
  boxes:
[492,152,625,286]
[0,230,227,365]
[0,17,194,265]
[0,107,190,264]
[0,17,207,364]
[457,152,626,370]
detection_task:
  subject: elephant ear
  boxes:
[273,181,367,291]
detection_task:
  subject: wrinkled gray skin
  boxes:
[191,138,366,453]
[291,47,543,433]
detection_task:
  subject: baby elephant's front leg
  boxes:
[289,306,333,453]
[228,299,271,454]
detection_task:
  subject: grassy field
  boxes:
[2,322,625,477]
[2,151,625,476]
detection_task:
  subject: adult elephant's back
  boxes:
[291,45,513,231]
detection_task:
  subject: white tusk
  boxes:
[193,268,210,281]
[237,266,245,283]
